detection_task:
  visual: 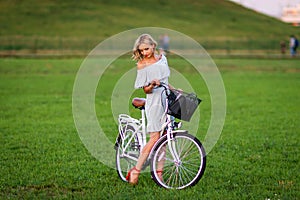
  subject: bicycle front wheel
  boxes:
[150,132,206,189]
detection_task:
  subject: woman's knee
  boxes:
[149,132,160,142]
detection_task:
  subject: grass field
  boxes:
[0,0,298,52]
[0,57,299,199]
[1,0,299,199]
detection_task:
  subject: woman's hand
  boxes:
[151,79,160,86]
[143,79,160,94]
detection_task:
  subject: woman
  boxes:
[126,34,170,185]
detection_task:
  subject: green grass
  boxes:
[0,57,299,199]
[0,0,298,51]
[1,0,298,198]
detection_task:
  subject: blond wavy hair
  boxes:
[132,34,157,61]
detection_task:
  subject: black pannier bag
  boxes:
[166,89,202,121]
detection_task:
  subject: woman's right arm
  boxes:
[143,83,154,94]
[143,79,160,94]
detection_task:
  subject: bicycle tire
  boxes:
[115,125,140,182]
[150,132,206,189]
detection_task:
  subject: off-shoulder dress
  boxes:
[134,55,170,133]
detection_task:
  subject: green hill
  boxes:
[0,0,298,53]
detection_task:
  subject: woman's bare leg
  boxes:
[129,131,160,184]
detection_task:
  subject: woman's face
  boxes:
[138,43,154,58]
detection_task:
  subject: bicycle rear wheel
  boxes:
[115,126,140,182]
[150,132,206,189]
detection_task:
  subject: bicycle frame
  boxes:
[117,106,183,168]
[150,114,183,165]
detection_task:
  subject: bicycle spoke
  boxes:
[151,132,206,189]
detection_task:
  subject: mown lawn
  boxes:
[0,0,298,51]
[0,57,299,199]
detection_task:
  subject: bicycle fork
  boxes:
[167,130,181,168]
[161,117,182,169]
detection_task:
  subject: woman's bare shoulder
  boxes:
[136,61,144,70]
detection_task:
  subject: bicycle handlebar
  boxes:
[157,82,169,90]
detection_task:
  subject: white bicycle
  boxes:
[114,85,206,189]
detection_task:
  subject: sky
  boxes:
[228,0,300,18]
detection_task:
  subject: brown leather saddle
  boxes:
[132,98,146,110]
